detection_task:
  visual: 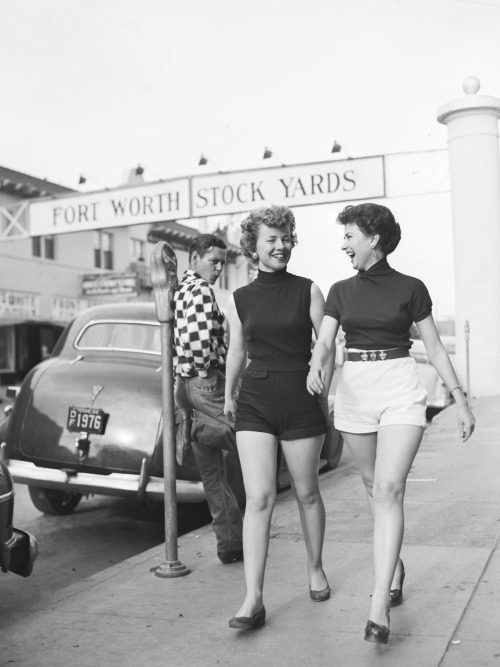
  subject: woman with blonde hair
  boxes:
[224,205,333,629]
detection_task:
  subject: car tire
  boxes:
[320,420,344,472]
[28,487,83,515]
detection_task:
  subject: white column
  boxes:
[437,77,500,397]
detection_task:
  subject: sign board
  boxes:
[82,273,139,297]
[29,179,190,236]
[24,156,385,237]
[191,156,385,216]
[51,296,103,322]
[0,289,40,319]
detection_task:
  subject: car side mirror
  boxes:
[150,242,178,323]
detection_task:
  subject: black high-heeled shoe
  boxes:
[389,560,406,607]
[364,619,390,644]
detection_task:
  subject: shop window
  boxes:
[32,235,56,260]
[130,238,145,261]
[94,231,114,270]
[93,231,101,267]
[32,237,41,257]
[0,326,15,372]
[44,236,55,260]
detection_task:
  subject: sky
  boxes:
[2,0,500,316]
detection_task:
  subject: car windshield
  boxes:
[75,320,161,355]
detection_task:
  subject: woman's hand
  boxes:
[307,366,324,395]
[456,402,475,442]
[224,397,237,422]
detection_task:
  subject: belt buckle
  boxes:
[369,351,377,362]
[379,350,387,360]
[360,351,369,362]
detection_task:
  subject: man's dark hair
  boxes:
[188,234,227,261]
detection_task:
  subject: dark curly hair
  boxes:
[337,203,401,255]
[239,206,297,264]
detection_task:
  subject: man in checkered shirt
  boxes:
[174,234,243,564]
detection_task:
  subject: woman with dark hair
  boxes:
[224,205,333,630]
[307,202,475,644]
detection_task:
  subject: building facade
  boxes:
[0,166,247,385]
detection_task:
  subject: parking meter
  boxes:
[150,242,178,322]
[150,242,189,577]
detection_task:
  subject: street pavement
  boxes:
[1,396,499,667]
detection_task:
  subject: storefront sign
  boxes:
[0,289,40,319]
[82,273,139,297]
[29,179,190,236]
[191,156,385,216]
[51,296,103,322]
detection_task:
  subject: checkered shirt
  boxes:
[173,270,227,377]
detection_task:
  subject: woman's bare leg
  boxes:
[368,425,423,625]
[233,431,277,618]
[281,434,328,592]
[342,429,413,605]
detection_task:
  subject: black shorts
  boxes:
[235,369,327,440]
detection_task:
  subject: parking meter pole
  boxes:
[150,242,190,578]
[464,320,471,408]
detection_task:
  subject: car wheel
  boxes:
[320,421,344,472]
[28,487,83,515]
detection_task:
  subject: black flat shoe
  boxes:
[309,569,331,601]
[310,584,331,602]
[389,560,406,607]
[364,620,390,644]
[228,606,266,630]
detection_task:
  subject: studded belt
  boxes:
[345,348,410,362]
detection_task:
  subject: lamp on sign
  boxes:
[262,147,286,167]
[198,154,223,173]
[331,141,352,158]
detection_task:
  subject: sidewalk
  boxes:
[2,397,499,667]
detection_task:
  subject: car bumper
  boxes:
[7,459,206,504]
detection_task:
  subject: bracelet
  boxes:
[449,384,463,394]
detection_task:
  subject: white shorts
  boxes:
[333,356,427,434]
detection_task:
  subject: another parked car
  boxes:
[2,302,343,516]
[0,457,37,577]
[410,336,456,418]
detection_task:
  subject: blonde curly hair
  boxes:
[239,206,297,264]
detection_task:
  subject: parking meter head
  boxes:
[150,242,178,322]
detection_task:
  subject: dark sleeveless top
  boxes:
[233,269,313,371]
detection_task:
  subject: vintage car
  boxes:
[410,336,457,418]
[0,457,37,576]
[2,302,343,516]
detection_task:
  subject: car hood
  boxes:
[8,356,163,475]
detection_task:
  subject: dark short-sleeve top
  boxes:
[233,269,313,371]
[324,258,432,350]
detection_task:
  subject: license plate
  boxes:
[67,407,106,435]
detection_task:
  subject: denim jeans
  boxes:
[175,369,243,556]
